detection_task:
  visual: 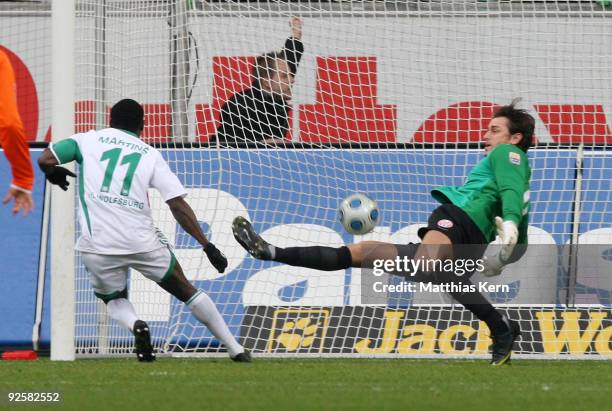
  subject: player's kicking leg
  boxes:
[157,256,251,362]
[233,216,520,364]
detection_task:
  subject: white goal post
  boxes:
[50,0,76,361]
[43,0,612,359]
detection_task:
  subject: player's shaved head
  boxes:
[110,99,144,135]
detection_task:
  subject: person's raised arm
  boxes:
[283,17,304,76]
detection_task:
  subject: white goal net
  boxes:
[63,0,612,358]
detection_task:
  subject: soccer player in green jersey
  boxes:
[38,99,251,362]
[233,101,534,365]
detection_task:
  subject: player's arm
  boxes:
[166,196,209,248]
[493,146,529,253]
[37,149,59,173]
[166,196,227,273]
[482,146,529,276]
[151,153,228,273]
[490,146,528,227]
[38,147,76,191]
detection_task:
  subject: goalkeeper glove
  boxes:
[495,216,518,261]
[204,243,228,273]
[481,253,505,277]
[481,217,518,277]
[45,166,76,191]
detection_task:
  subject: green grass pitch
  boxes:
[2,358,612,410]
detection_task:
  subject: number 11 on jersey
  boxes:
[100,148,142,196]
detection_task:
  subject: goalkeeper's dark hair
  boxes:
[109,99,144,134]
[492,98,535,152]
[252,51,284,83]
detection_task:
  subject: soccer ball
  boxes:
[339,193,380,235]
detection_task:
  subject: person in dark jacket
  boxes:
[214,17,304,146]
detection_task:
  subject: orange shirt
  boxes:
[0,49,34,191]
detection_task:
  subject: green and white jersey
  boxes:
[431,144,531,244]
[50,128,186,254]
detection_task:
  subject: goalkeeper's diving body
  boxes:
[233,102,533,365]
[38,99,250,362]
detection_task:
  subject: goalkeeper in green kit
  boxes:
[233,100,533,365]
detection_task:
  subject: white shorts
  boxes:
[81,247,176,301]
